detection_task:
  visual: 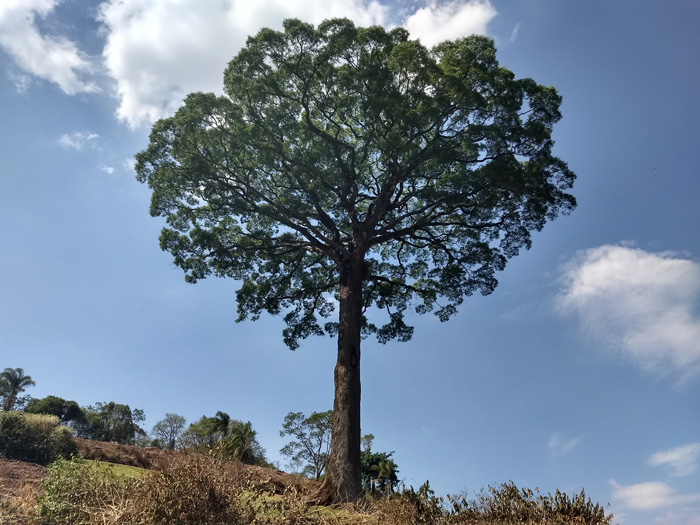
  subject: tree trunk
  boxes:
[318,255,364,503]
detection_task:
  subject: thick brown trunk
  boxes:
[318,255,364,503]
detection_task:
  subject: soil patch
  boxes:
[0,459,47,499]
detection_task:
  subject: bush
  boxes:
[38,457,134,524]
[38,454,256,525]
[131,454,256,524]
[0,412,77,464]
[375,481,614,525]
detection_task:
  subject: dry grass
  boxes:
[1,439,614,525]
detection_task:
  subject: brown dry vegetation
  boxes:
[0,459,46,524]
[1,438,322,524]
[74,437,317,494]
[1,439,614,525]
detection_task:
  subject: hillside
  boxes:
[1,438,614,524]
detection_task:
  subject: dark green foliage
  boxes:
[136,17,576,500]
[181,412,268,465]
[136,18,576,350]
[361,449,399,495]
[74,402,146,445]
[25,395,87,425]
[280,410,333,480]
[0,412,77,464]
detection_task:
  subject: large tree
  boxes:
[136,19,575,502]
[0,368,36,412]
[24,395,86,425]
[75,402,146,444]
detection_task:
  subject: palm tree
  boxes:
[213,411,231,437]
[0,368,36,411]
[377,459,397,498]
[225,421,256,465]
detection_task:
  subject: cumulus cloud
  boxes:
[649,443,700,477]
[610,480,700,510]
[0,0,99,94]
[58,132,100,150]
[404,0,496,48]
[97,0,389,128]
[557,245,700,384]
[548,433,581,456]
[1,0,498,128]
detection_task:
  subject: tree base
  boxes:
[310,479,365,506]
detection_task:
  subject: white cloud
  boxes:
[558,245,700,384]
[97,0,389,128]
[610,480,700,510]
[122,158,136,173]
[548,433,581,456]
[509,22,521,43]
[1,0,498,128]
[649,443,700,477]
[404,0,496,48]
[653,508,700,525]
[7,70,33,94]
[0,0,99,94]
[58,132,99,151]
[98,165,115,174]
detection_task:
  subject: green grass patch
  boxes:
[83,459,145,480]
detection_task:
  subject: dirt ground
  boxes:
[0,460,47,498]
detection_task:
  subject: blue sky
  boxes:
[1,1,699,523]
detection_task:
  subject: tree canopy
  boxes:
[0,367,36,412]
[74,402,146,445]
[24,395,86,426]
[180,412,268,465]
[360,434,399,496]
[136,18,575,502]
[280,410,333,480]
[151,413,187,450]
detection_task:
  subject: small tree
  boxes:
[280,410,333,480]
[151,413,187,450]
[377,458,397,497]
[137,19,575,501]
[361,448,399,495]
[0,367,36,411]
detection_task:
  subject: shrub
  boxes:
[37,454,256,525]
[374,481,614,525]
[122,453,255,525]
[0,412,77,464]
[447,481,613,524]
[38,457,133,525]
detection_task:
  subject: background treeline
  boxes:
[1,367,614,524]
[1,367,400,495]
